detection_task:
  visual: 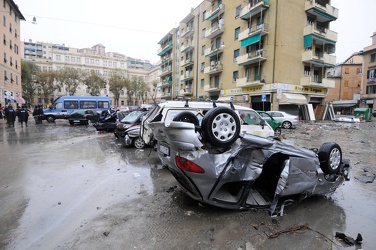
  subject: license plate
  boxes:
[159,144,170,156]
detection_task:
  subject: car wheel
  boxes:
[133,137,145,149]
[318,142,342,174]
[274,127,282,136]
[46,116,55,123]
[282,121,292,129]
[69,121,74,125]
[172,111,199,126]
[201,106,240,148]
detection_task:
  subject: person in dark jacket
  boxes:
[5,104,16,127]
[33,105,44,124]
[17,105,29,127]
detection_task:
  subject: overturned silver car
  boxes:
[150,106,351,214]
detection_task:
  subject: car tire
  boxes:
[318,142,342,174]
[282,121,292,129]
[69,121,74,125]
[133,137,145,149]
[274,127,282,136]
[46,116,55,123]
[201,106,240,148]
[172,111,199,126]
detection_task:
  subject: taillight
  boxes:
[294,117,299,120]
[175,156,205,173]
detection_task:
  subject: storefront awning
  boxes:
[279,93,307,105]
[332,100,358,107]
[216,96,232,102]
[15,96,26,104]
[241,33,261,48]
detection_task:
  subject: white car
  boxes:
[141,100,275,147]
[266,111,299,129]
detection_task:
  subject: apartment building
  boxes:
[326,53,363,114]
[360,32,376,110]
[0,0,25,107]
[21,40,156,106]
[157,0,339,114]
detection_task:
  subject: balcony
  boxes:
[236,75,265,88]
[204,83,221,93]
[205,22,224,40]
[204,63,223,75]
[180,72,193,82]
[300,75,335,88]
[181,27,194,39]
[157,42,173,56]
[161,92,172,99]
[205,3,225,21]
[180,58,194,67]
[204,45,224,57]
[240,0,269,20]
[237,49,267,66]
[181,43,194,53]
[302,50,336,67]
[305,0,338,22]
[303,24,338,44]
[238,23,269,41]
[160,67,172,77]
[161,78,172,87]
[179,88,193,96]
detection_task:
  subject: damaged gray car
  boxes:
[149,106,351,215]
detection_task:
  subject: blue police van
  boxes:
[43,95,111,123]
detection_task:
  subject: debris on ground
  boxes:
[335,232,363,246]
[354,169,376,183]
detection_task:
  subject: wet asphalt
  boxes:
[0,118,375,250]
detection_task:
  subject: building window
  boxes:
[90,59,94,64]
[3,15,6,27]
[356,68,362,74]
[201,79,204,88]
[344,80,349,87]
[202,45,205,56]
[96,59,99,65]
[234,49,239,61]
[202,28,206,38]
[345,67,349,74]
[200,62,205,72]
[65,56,70,62]
[16,75,18,84]
[113,62,117,68]
[202,11,206,21]
[56,55,61,61]
[235,27,240,40]
[233,71,238,83]
[235,5,241,18]
[71,57,76,62]
[3,52,6,63]
[85,58,89,63]
[371,53,376,63]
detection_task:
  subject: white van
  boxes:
[140,100,274,146]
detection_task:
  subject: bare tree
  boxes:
[36,70,60,104]
[82,71,106,96]
[148,80,159,106]
[21,61,39,106]
[55,67,82,95]
[108,70,126,107]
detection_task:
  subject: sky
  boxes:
[16,0,375,65]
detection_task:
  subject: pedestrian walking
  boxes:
[17,105,29,127]
[5,104,16,127]
[33,105,44,124]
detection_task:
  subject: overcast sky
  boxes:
[17,0,375,64]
